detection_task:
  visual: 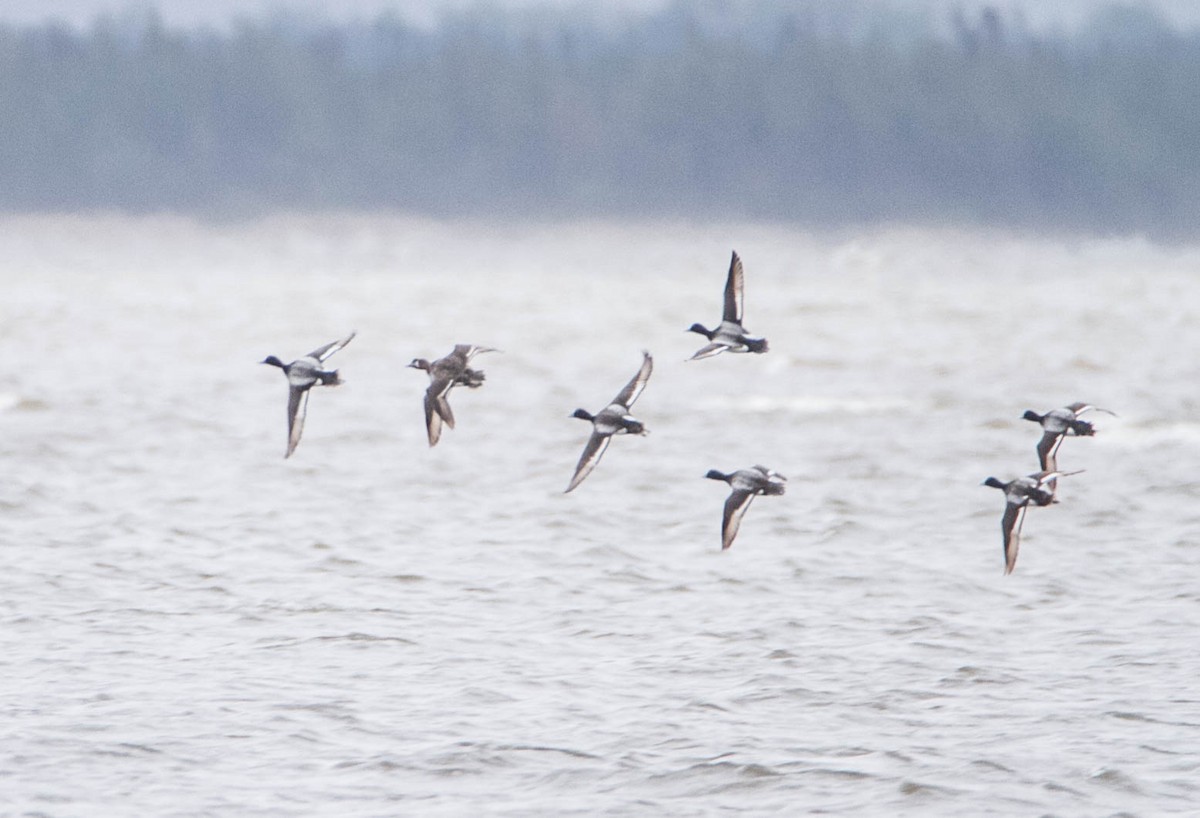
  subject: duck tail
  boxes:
[746,337,769,354]
[1068,418,1095,436]
[319,369,343,386]
[622,418,647,435]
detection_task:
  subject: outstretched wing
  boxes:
[565,432,612,493]
[1036,431,1063,472]
[454,344,498,363]
[1001,502,1026,575]
[721,489,756,550]
[436,393,456,429]
[723,250,744,323]
[612,351,653,408]
[752,465,787,482]
[687,342,728,362]
[425,376,457,430]
[307,330,357,363]
[1033,469,1084,486]
[1070,400,1113,414]
[423,389,445,447]
[285,386,309,458]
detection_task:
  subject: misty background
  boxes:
[2,0,1198,235]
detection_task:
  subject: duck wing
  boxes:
[423,389,446,446]
[565,431,612,493]
[435,392,456,429]
[722,250,744,323]
[1036,430,1063,472]
[425,376,457,430]
[306,331,356,363]
[1001,501,1027,575]
[752,465,787,482]
[1064,402,1113,416]
[454,344,498,363]
[721,489,756,550]
[1034,469,1083,486]
[285,386,309,458]
[687,342,728,361]
[612,351,653,408]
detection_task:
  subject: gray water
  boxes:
[2,214,1198,816]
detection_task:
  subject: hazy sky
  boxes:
[4,0,1200,30]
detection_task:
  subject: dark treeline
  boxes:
[2,2,1199,234]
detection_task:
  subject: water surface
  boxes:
[2,214,1199,815]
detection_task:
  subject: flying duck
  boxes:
[408,344,497,447]
[1022,402,1117,472]
[686,250,769,360]
[982,469,1082,575]
[565,351,653,493]
[260,331,356,458]
[1022,400,1113,472]
[704,465,786,550]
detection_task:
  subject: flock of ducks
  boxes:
[260,250,783,552]
[260,250,1113,565]
[984,402,1116,574]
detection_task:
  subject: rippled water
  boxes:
[2,214,1199,815]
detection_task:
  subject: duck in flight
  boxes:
[408,344,497,447]
[982,469,1082,575]
[704,465,786,550]
[260,331,356,458]
[565,351,653,493]
[686,250,769,361]
[1022,402,1116,473]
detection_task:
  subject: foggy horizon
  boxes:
[2,0,1198,237]
[10,0,1200,32]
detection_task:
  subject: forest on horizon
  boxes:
[0,1,1197,236]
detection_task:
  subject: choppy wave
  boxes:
[1,216,1198,816]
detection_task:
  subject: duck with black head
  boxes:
[260,331,356,458]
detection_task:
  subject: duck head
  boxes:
[260,355,286,368]
[571,408,594,422]
[705,469,730,482]
[408,358,431,371]
[686,323,714,339]
[1021,410,1043,423]
[981,477,1007,490]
